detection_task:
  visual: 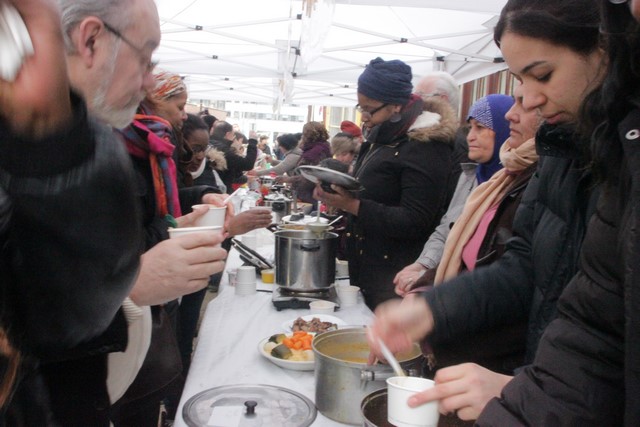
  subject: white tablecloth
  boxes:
[175,230,375,426]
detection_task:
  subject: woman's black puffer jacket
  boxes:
[424,124,598,364]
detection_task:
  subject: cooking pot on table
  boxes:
[274,229,337,291]
[313,328,423,425]
[361,388,471,427]
[263,193,293,224]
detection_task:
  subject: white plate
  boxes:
[281,314,346,333]
[258,334,315,371]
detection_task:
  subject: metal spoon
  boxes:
[378,338,406,377]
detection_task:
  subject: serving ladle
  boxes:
[378,338,406,377]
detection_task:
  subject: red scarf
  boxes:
[119,114,182,218]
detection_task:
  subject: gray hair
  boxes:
[58,0,131,53]
[417,72,460,114]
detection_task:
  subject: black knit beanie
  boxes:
[357,57,413,105]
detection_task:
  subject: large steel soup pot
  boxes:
[312,328,423,425]
[274,229,338,291]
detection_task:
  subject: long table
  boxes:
[175,230,375,426]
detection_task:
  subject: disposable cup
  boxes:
[260,268,275,284]
[336,285,359,307]
[236,266,256,283]
[241,231,258,250]
[192,204,226,227]
[235,281,256,296]
[167,226,222,240]
[309,300,336,314]
[387,376,439,427]
[335,259,349,277]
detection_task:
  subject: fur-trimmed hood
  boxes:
[206,147,227,171]
[407,97,458,145]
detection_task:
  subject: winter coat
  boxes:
[348,98,456,309]
[423,124,598,366]
[211,137,258,192]
[430,163,537,375]
[0,95,141,425]
[478,107,640,426]
[293,140,331,204]
[255,147,302,177]
[416,163,478,270]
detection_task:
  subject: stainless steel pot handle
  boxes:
[360,368,420,382]
[300,241,321,252]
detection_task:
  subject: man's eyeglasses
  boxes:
[355,103,388,120]
[102,21,157,73]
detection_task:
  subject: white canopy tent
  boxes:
[154,0,509,107]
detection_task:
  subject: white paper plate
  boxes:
[258,334,315,371]
[281,314,346,333]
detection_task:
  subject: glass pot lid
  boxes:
[182,384,317,427]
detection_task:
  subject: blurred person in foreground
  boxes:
[0,0,142,424]
[61,2,228,424]
[314,57,453,309]
[368,0,607,422]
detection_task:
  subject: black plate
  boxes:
[231,238,273,271]
[297,165,364,192]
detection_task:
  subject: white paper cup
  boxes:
[235,281,256,296]
[387,376,439,427]
[336,285,359,307]
[309,300,336,314]
[236,266,256,283]
[335,259,349,277]
[241,231,258,250]
[167,226,222,239]
[192,204,227,227]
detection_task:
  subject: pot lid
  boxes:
[182,384,317,427]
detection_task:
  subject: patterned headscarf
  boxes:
[151,71,186,101]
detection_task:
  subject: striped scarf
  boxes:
[119,114,182,218]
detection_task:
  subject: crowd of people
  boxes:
[1,0,639,425]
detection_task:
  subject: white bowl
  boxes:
[309,300,336,314]
[336,285,360,307]
[257,334,315,371]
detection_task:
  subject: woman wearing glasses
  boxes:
[315,57,454,310]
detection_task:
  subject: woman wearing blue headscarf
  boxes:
[314,57,455,310]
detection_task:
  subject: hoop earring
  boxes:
[389,112,402,123]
